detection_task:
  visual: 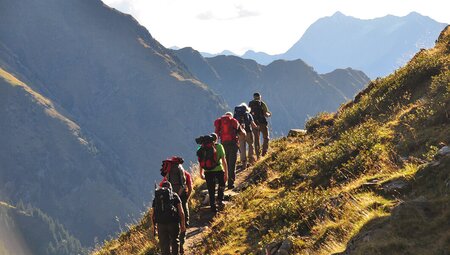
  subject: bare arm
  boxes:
[177,203,186,233]
[186,178,192,199]
[222,156,228,183]
[199,165,205,179]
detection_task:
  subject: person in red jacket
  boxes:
[214,112,239,189]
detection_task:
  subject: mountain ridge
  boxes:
[172,48,370,135]
[240,12,447,78]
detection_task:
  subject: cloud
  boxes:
[196,5,259,21]
[236,5,259,18]
[196,11,215,20]
[102,0,134,13]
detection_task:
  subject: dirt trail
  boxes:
[183,165,253,254]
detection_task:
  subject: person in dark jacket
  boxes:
[249,92,272,158]
[160,162,192,254]
[151,181,186,255]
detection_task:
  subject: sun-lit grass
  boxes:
[96,26,450,255]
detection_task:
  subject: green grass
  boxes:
[96,26,450,255]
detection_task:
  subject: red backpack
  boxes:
[197,142,218,171]
[160,156,184,177]
[214,116,237,142]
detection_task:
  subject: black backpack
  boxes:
[153,188,179,224]
[249,100,267,125]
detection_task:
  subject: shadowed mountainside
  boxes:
[0,201,86,255]
[0,0,225,246]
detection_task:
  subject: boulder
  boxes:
[287,129,307,137]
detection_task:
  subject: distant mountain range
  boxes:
[208,12,447,79]
[172,47,369,135]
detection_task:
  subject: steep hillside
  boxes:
[0,0,225,245]
[0,68,137,244]
[99,26,449,255]
[0,201,85,255]
[172,49,370,135]
[243,12,447,79]
[191,25,450,254]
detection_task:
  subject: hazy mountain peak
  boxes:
[331,11,347,18]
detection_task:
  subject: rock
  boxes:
[278,239,293,254]
[202,193,210,206]
[288,129,307,137]
[267,242,281,254]
[381,178,410,196]
[437,146,450,156]
[264,239,293,255]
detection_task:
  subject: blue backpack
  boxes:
[234,106,251,131]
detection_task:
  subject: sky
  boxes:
[102,0,449,55]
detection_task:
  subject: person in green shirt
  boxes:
[199,133,228,213]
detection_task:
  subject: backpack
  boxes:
[234,106,247,124]
[197,142,219,171]
[234,106,251,133]
[153,187,179,224]
[214,116,237,142]
[160,156,184,177]
[249,100,267,125]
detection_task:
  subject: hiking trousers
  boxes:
[204,171,225,211]
[179,192,189,254]
[238,131,254,167]
[253,124,269,157]
[222,140,238,187]
[157,222,180,255]
[180,192,189,226]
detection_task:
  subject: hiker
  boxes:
[159,157,192,255]
[234,103,257,169]
[151,181,186,255]
[214,112,239,189]
[249,92,272,158]
[196,133,228,213]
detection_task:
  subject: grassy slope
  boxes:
[95,26,449,255]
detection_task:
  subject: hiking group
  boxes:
[151,92,271,255]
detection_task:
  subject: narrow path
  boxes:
[183,164,254,254]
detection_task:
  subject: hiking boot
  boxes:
[211,206,217,214]
[228,183,235,189]
[217,201,225,211]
